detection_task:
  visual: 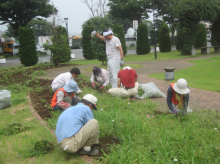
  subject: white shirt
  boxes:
[90,68,109,86]
[105,36,121,60]
[51,72,73,89]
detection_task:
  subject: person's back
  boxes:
[118,69,137,88]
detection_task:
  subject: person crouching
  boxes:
[91,66,109,89]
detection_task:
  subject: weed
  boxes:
[30,140,54,156]
[30,70,47,77]
[0,123,31,136]
[40,99,47,104]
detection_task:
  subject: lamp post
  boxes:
[152,0,157,59]
[64,18,69,46]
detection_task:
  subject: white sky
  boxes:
[0,0,153,35]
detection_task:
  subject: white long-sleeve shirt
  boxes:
[90,69,109,86]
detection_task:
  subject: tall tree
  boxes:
[211,19,220,47]
[158,22,171,52]
[142,20,153,36]
[194,23,207,48]
[136,23,150,55]
[107,0,151,24]
[113,24,127,55]
[0,0,55,36]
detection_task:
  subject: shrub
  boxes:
[82,25,95,60]
[113,24,127,55]
[136,23,150,55]
[211,19,220,46]
[18,27,38,66]
[43,26,71,65]
[158,22,171,52]
[195,23,207,48]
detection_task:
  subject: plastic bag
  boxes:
[0,90,12,109]
[134,82,166,99]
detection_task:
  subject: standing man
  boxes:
[108,66,139,99]
[91,29,124,88]
[167,78,190,114]
[51,67,81,92]
[55,94,99,156]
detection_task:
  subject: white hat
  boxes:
[103,30,113,36]
[173,78,190,94]
[123,66,132,70]
[82,94,97,110]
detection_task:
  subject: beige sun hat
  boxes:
[82,94,97,110]
[173,78,190,94]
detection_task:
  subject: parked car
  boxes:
[36,46,46,52]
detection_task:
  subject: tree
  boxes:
[194,23,207,48]
[176,0,219,55]
[0,0,55,36]
[211,19,220,47]
[82,25,95,60]
[3,24,18,39]
[113,24,127,55]
[44,26,71,65]
[142,20,153,36]
[150,19,163,45]
[158,22,171,52]
[18,27,38,66]
[136,23,150,55]
[107,0,151,24]
[26,19,53,43]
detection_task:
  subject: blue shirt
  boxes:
[55,103,94,143]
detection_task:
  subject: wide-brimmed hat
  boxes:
[82,94,97,110]
[63,80,79,93]
[173,78,190,94]
[92,66,101,76]
[123,66,132,70]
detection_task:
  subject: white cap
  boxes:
[103,30,113,36]
[123,66,132,70]
[173,78,190,94]
[82,94,97,110]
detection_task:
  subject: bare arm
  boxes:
[135,77,137,82]
[118,78,121,88]
[117,45,124,59]
[95,32,105,41]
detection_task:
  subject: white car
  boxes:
[36,46,46,53]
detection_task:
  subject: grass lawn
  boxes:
[149,56,220,92]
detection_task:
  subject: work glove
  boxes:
[100,86,104,89]
[76,89,82,94]
[92,83,95,87]
[91,31,97,37]
[120,59,124,67]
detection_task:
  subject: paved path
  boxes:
[39,54,220,111]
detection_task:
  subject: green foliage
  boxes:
[31,140,54,156]
[195,23,207,48]
[175,0,220,55]
[158,22,171,52]
[0,123,31,136]
[18,27,39,66]
[142,20,153,36]
[26,19,53,43]
[136,23,150,55]
[113,24,127,55]
[211,19,220,46]
[108,0,151,23]
[44,26,71,65]
[81,25,95,60]
[0,0,55,36]
[30,70,47,77]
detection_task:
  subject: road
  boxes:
[0,42,212,68]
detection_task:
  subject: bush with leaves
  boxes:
[136,23,150,55]
[81,25,95,60]
[44,26,71,65]
[195,23,207,48]
[113,24,127,55]
[18,27,38,66]
[158,22,171,52]
[211,19,220,47]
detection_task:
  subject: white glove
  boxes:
[76,89,82,94]
[91,31,96,37]
[120,59,124,67]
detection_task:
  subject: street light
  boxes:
[152,0,157,59]
[64,18,69,45]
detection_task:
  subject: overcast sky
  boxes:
[0,0,153,35]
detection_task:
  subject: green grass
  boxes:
[84,64,143,72]
[149,57,220,92]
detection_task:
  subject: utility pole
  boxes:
[153,0,157,59]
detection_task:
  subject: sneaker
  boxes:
[79,148,99,156]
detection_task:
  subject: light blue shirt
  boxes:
[55,103,94,143]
